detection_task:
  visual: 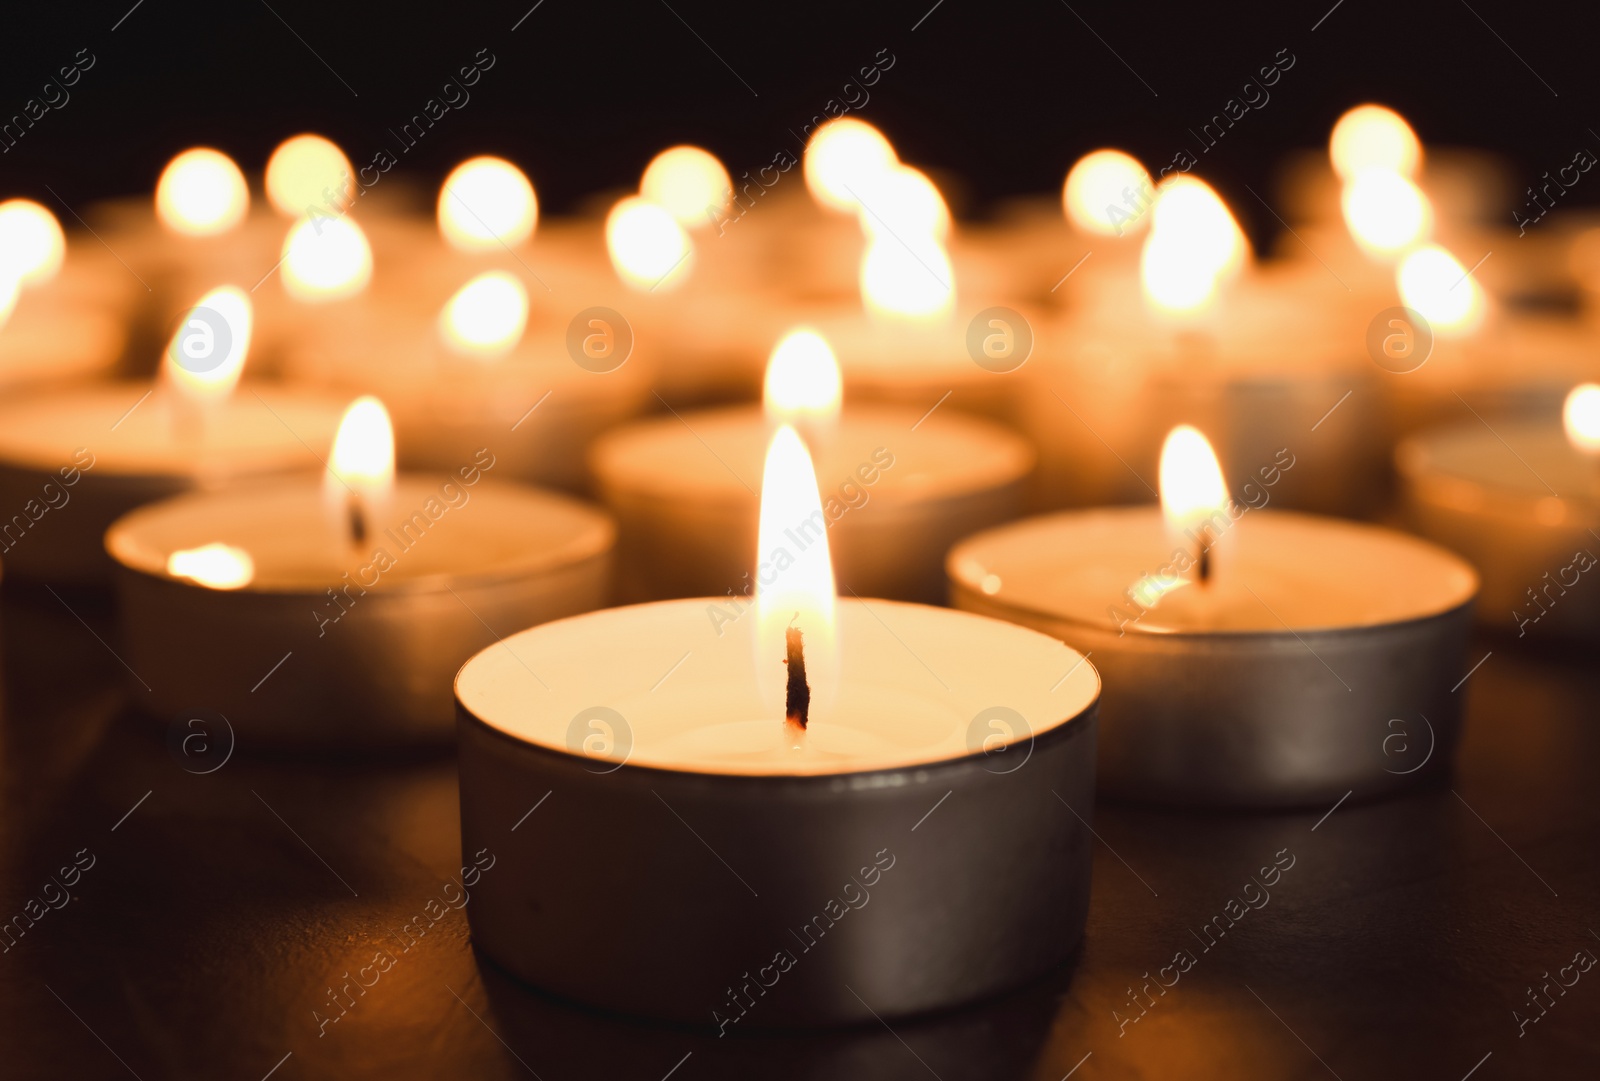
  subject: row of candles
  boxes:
[1,104,1595,1025]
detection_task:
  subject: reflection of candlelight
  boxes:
[438,271,529,357]
[265,134,353,217]
[1160,424,1229,586]
[438,156,537,251]
[1396,245,1484,336]
[606,196,693,292]
[640,146,732,230]
[804,117,897,213]
[325,396,395,547]
[1330,104,1421,180]
[1063,149,1152,236]
[167,542,255,590]
[0,199,65,285]
[756,425,837,732]
[156,148,249,236]
[281,217,372,302]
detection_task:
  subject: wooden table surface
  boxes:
[2,583,1596,1081]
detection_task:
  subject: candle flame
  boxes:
[860,236,955,319]
[156,148,249,236]
[439,270,529,357]
[1140,177,1248,315]
[1063,149,1152,236]
[640,146,732,230]
[163,286,252,404]
[438,156,538,252]
[0,274,17,329]
[1341,168,1431,256]
[854,164,951,242]
[1159,424,1229,535]
[1396,245,1484,336]
[606,195,694,292]
[1563,383,1600,454]
[1330,104,1421,181]
[167,542,255,590]
[764,328,842,424]
[265,134,353,218]
[281,216,372,302]
[804,118,898,214]
[756,425,837,719]
[0,199,65,286]
[326,396,395,517]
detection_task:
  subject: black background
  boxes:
[3,0,1597,239]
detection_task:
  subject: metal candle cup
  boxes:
[590,404,1033,604]
[950,508,1479,808]
[106,477,613,750]
[0,383,344,585]
[455,597,1099,1027]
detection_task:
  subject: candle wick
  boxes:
[347,492,368,548]
[1196,532,1211,586]
[784,616,811,730]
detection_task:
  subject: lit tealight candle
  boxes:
[0,286,344,583]
[279,216,373,303]
[107,396,615,748]
[455,425,1099,1024]
[0,198,66,285]
[1397,382,1600,640]
[640,145,732,231]
[606,195,694,292]
[591,326,1032,602]
[951,424,1478,807]
[265,134,354,218]
[438,156,538,252]
[156,147,250,237]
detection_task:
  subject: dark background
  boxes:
[2,0,1596,237]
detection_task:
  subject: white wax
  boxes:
[950,507,1476,634]
[108,477,613,591]
[0,383,343,480]
[456,597,1097,776]
[1399,420,1599,504]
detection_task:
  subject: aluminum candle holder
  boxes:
[455,597,1100,1027]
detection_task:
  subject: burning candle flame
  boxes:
[1140,177,1248,315]
[162,286,252,404]
[860,236,955,319]
[764,328,842,424]
[756,425,837,724]
[804,118,898,214]
[156,148,249,236]
[326,396,395,538]
[439,271,529,357]
[1330,104,1421,181]
[854,165,951,242]
[640,146,732,230]
[1563,383,1600,454]
[281,216,372,302]
[0,200,65,286]
[606,195,693,292]
[1396,245,1484,336]
[1160,424,1229,541]
[167,542,255,590]
[1063,149,1152,236]
[438,156,538,252]
[265,134,353,218]
[1341,168,1431,256]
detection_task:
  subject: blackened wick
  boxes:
[784,618,811,729]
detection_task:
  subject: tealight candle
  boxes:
[950,425,1478,808]
[107,397,614,749]
[590,328,1033,602]
[457,424,1099,1025]
[0,287,344,584]
[1397,383,1600,639]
